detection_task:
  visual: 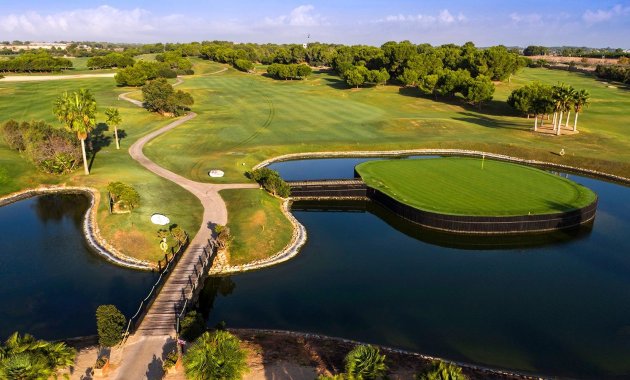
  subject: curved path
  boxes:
[113,76,257,379]
[0,73,116,82]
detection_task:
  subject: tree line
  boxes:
[595,64,630,84]
[86,52,135,69]
[0,51,72,73]
[114,60,179,86]
[508,82,590,134]
[266,63,312,80]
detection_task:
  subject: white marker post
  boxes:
[481,154,485,170]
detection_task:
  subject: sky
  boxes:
[1,0,629,48]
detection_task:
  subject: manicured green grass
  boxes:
[220,188,293,265]
[0,77,203,262]
[143,64,630,184]
[356,157,597,216]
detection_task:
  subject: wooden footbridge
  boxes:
[122,238,216,338]
[288,179,367,198]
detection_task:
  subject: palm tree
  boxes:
[105,107,122,149]
[563,86,577,129]
[0,332,76,380]
[183,330,248,380]
[552,84,572,136]
[53,89,97,175]
[344,345,388,380]
[573,89,590,131]
[416,360,468,380]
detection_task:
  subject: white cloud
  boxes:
[379,9,465,26]
[264,4,324,27]
[583,4,630,24]
[509,12,543,24]
[0,5,186,41]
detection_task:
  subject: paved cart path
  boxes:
[113,73,257,379]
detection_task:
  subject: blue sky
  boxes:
[1,1,629,47]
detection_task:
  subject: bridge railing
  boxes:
[175,239,216,335]
[119,234,190,344]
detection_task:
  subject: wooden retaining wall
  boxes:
[288,178,598,235]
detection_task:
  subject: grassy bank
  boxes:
[356,157,597,216]
[220,188,293,265]
[143,64,630,184]
[0,77,203,262]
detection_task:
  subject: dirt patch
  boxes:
[231,329,541,380]
[111,229,154,261]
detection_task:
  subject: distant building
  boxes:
[0,42,69,52]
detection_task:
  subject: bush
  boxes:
[214,225,232,249]
[183,330,248,380]
[234,59,254,72]
[162,350,179,371]
[96,305,126,347]
[344,345,388,380]
[416,361,467,380]
[1,120,81,174]
[142,78,194,116]
[179,311,206,342]
[107,182,141,210]
[245,168,290,197]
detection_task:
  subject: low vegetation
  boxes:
[0,332,76,379]
[183,330,248,380]
[96,304,127,347]
[179,310,206,342]
[87,52,135,70]
[416,361,468,380]
[595,64,630,84]
[1,120,82,174]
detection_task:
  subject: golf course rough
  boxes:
[355,157,597,217]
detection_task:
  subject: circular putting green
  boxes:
[355,157,597,217]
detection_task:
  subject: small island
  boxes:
[354,157,598,233]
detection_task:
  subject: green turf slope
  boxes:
[355,157,597,216]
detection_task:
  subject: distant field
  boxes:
[356,157,597,216]
[143,64,630,184]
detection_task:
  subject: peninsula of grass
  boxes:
[220,188,293,265]
[355,157,597,217]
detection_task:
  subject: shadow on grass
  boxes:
[88,123,112,171]
[322,76,350,90]
[453,112,527,131]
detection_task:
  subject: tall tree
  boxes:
[105,108,122,149]
[53,89,97,175]
[572,89,590,131]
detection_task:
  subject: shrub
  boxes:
[245,168,290,197]
[344,345,388,380]
[214,225,232,249]
[107,182,141,210]
[142,78,194,116]
[234,59,254,72]
[96,305,126,347]
[0,332,76,379]
[183,330,248,380]
[179,310,206,342]
[162,349,179,371]
[416,361,468,380]
[1,120,81,174]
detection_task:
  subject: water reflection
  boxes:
[292,200,594,250]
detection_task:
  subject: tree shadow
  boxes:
[145,354,163,380]
[321,76,349,90]
[198,276,236,319]
[88,122,112,171]
[453,112,527,131]
[116,129,128,148]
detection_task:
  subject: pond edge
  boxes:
[0,186,153,271]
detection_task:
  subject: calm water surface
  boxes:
[0,194,154,340]
[201,157,630,379]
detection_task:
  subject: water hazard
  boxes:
[200,157,630,379]
[0,194,154,340]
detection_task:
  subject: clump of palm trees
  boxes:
[0,332,76,379]
[508,82,590,135]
